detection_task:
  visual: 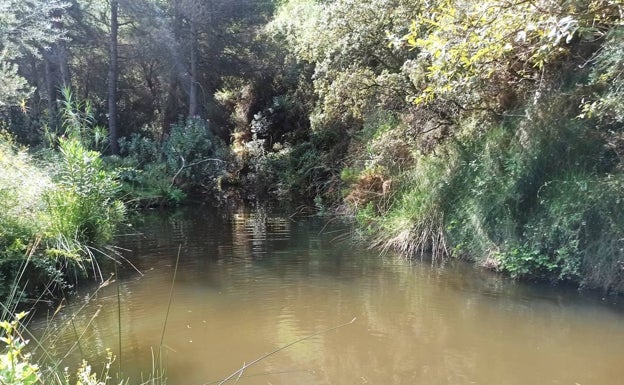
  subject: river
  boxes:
[31,205,624,385]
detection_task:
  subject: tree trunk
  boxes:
[188,18,198,118]
[52,7,71,90]
[163,0,183,134]
[44,53,58,130]
[108,0,119,154]
[57,40,71,89]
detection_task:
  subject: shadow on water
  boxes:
[30,204,624,385]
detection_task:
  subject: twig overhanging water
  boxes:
[215,316,357,385]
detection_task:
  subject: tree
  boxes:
[269,0,421,129]
[400,0,622,109]
[108,0,120,154]
[0,0,68,107]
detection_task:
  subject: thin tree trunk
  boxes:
[44,53,58,129]
[163,0,182,134]
[57,40,71,89]
[108,0,119,154]
[52,7,71,89]
[188,18,198,117]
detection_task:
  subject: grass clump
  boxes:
[365,155,449,260]
[0,92,127,302]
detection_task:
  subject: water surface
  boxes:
[33,206,624,385]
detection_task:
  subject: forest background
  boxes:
[1,0,624,304]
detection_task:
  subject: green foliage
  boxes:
[58,89,110,152]
[340,167,360,185]
[0,91,127,301]
[41,91,125,257]
[354,98,624,290]
[269,0,419,127]
[243,126,344,201]
[0,0,69,106]
[492,171,624,288]
[45,137,125,250]
[163,118,226,191]
[369,153,448,259]
[0,131,50,258]
[119,118,227,204]
[582,26,624,124]
[401,0,622,107]
[522,173,624,289]
[0,312,40,385]
[253,141,323,198]
[118,133,185,206]
[496,247,558,279]
[0,131,67,300]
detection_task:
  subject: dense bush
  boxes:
[246,128,341,201]
[263,0,624,291]
[119,118,228,205]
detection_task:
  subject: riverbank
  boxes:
[3,0,623,295]
[233,0,624,293]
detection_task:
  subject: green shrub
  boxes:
[248,128,341,201]
[163,118,227,192]
[0,91,128,299]
[119,118,227,204]
[521,173,624,289]
[44,137,125,254]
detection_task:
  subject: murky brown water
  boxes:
[32,206,624,385]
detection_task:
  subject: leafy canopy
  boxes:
[401,0,623,106]
[0,0,68,106]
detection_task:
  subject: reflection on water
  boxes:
[32,205,624,385]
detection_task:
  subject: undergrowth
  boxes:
[0,91,127,303]
[118,118,228,206]
[347,97,624,292]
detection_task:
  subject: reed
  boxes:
[115,262,122,379]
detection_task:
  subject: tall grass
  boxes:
[44,136,125,261]
[0,91,126,303]
[350,97,624,291]
[0,132,64,300]
[367,154,449,261]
